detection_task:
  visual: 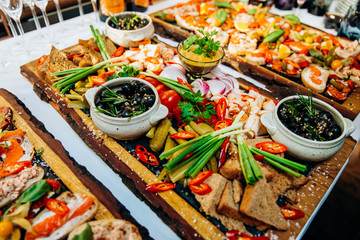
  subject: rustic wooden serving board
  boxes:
[0,88,151,239]
[150,10,360,121]
[20,56,357,239]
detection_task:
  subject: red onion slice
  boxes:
[192,79,210,96]
[207,80,226,95]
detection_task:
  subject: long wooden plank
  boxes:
[20,57,357,239]
[0,88,151,239]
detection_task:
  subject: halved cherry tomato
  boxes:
[218,137,230,169]
[216,98,227,120]
[160,90,181,112]
[91,76,106,86]
[67,53,84,60]
[255,141,287,154]
[137,152,159,166]
[112,46,124,58]
[280,206,305,220]
[146,182,176,192]
[177,77,193,92]
[253,154,264,161]
[314,35,322,44]
[241,94,255,101]
[214,119,233,131]
[37,55,47,66]
[0,161,32,177]
[44,198,70,216]
[189,170,213,186]
[46,179,61,192]
[189,183,212,195]
[170,131,195,139]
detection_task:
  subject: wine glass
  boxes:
[22,0,41,29]
[0,5,18,36]
[34,0,50,27]
[77,0,83,15]
[0,0,25,35]
[294,0,307,17]
[53,0,63,22]
[91,0,99,23]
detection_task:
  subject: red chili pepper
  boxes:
[189,170,213,186]
[37,55,47,66]
[241,94,255,102]
[226,230,270,240]
[170,131,196,139]
[46,179,61,192]
[214,119,233,131]
[0,161,32,177]
[253,154,264,161]
[112,46,124,58]
[218,137,230,169]
[282,39,295,45]
[326,84,348,101]
[135,144,147,154]
[321,49,329,56]
[282,28,290,40]
[45,198,70,216]
[255,141,287,154]
[98,71,116,78]
[91,76,106,86]
[146,182,176,192]
[347,80,355,91]
[280,206,305,220]
[216,98,227,120]
[226,229,240,240]
[165,14,175,20]
[177,121,186,128]
[265,50,273,64]
[67,53,84,60]
[189,183,212,195]
[94,46,100,52]
[177,77,193,92]
[137,152,159,166]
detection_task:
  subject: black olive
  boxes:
[140,86,151,94]
[142,95,155,107]
[324,125,342,140]
[123,109,131,117]
[318,111,332,120]
[133,96,142,104]
[130,81,140,91]
[122,83,132,93]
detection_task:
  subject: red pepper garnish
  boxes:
[165,14,175,20]
[280,206,305,220]
[265,50,273,64]
[37,55,47,66]
[255,141,287,154]
[0,161,32,177]
[67,53,84,60]
[112,46,124,58]
[94,46,100,52]
[177,77,193,92]
[177,121,186,128]
[137,152,159,166]
[282,28,290,40]
[91,76,106,86]
[216,98,227,120]
[145,182,176,192]
[46,179,61,193]
[170,131,196,139]
[189,170,213,186]
[248,87,261,94]
[44,198,70,216]
[214,119,233,131]
[326,84,348,101]
[189,183,212,195]
[347,80,355,91]
[295,24,302,32]
[284,59,300,69]
[98,71,116,78]
[218,136,230,169]
[253,155,264,161]
[226,230,270,240]
[135,144,147,154]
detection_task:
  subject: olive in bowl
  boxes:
[261,95,355,161]
[85,77,168,140]
[105,12,154,48]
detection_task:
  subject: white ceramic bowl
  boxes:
[105,12,154,48]
[85,77,168,140]
[261,95,355,161]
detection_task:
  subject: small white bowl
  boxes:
[261,95,355,161]
[105,12,154,48]
[85,77,168,140]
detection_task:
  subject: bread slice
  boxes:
[28,191,98,240]
[68,219,142,240]
[0,166,44,207]
[47,46,77,75]
[219,143,243,180]
[232,179,243,204]
[240,179,288,230]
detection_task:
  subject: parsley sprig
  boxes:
[183,29,220,58]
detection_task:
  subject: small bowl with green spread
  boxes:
[177,29,224,76]
[105,12,154,48]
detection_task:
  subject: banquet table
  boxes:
[0,1,359,239]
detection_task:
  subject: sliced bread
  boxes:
[47,46,77,74]
[219,143,243,180]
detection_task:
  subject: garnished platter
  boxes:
[19,29,357,240]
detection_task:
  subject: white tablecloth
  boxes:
[0,1,359,239]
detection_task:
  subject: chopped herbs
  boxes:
[183,29,221,58]
[108,14,149,30]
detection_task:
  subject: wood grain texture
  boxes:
[0,88,151,239]
[20,55,357,239]
[149,10,360,120]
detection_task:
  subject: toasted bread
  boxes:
[219,143,243,180]
[47,46,77,75]
[68,219,142,240]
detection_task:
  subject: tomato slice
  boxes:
[46,179,61,193]
[189,183,212,195]
[98,71,116,78]
[189,170,213,186]
[146,182,176,192]
[137,152,159,166]
[67,53,84,60]
[0,161,32,177]
[253,154,264,161]
[112,46,124,58]
[214,119,233,131]
[37,55,47,66]
[255,141,287,154]
[170,131,195,139]
[216,98,227,120]
[45,198,70,216]
[280,206,305,220]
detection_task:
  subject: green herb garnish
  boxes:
[183,28,220,58]
[35,147,44,156]
[108,64,140,80]
[129,104,146,117]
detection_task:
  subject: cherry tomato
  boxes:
[0,161,32,177]
[216,98,227,120]
[331,60,343,70]
[298,59,310,68]
[218,137,230,169]
[137,152,159,166]
[45,198,70,216]
[189,183,212,195]
[155,84,168,96]
[253,155,264,161]
[146,183,176,192]
[280,206,305,220]
[37,55,47,66]
[46,179,61,192]
[214,119,233,131]
[0,221,13,237]
[160,90,181,112]
[67,53,84,60]
[112,46,124,58]
[91,76,106,86]
[255,141,287,154]
[314,35,322,43]
[172,103,182,122]
[189,170,213,186]
[144,77,162,87]
[170,131,195,139]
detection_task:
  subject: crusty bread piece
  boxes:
[240,179,288,230]
[106,38,117,57]
[219,143,243,180]
[29,191,98,240]
[218,181,269,231]
[232,179,243,204]
[0,166,44,207]
[47,46,77,75]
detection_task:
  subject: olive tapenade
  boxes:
[278,96,341,141]
[109,14,149,30]
[95,81,155,118]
